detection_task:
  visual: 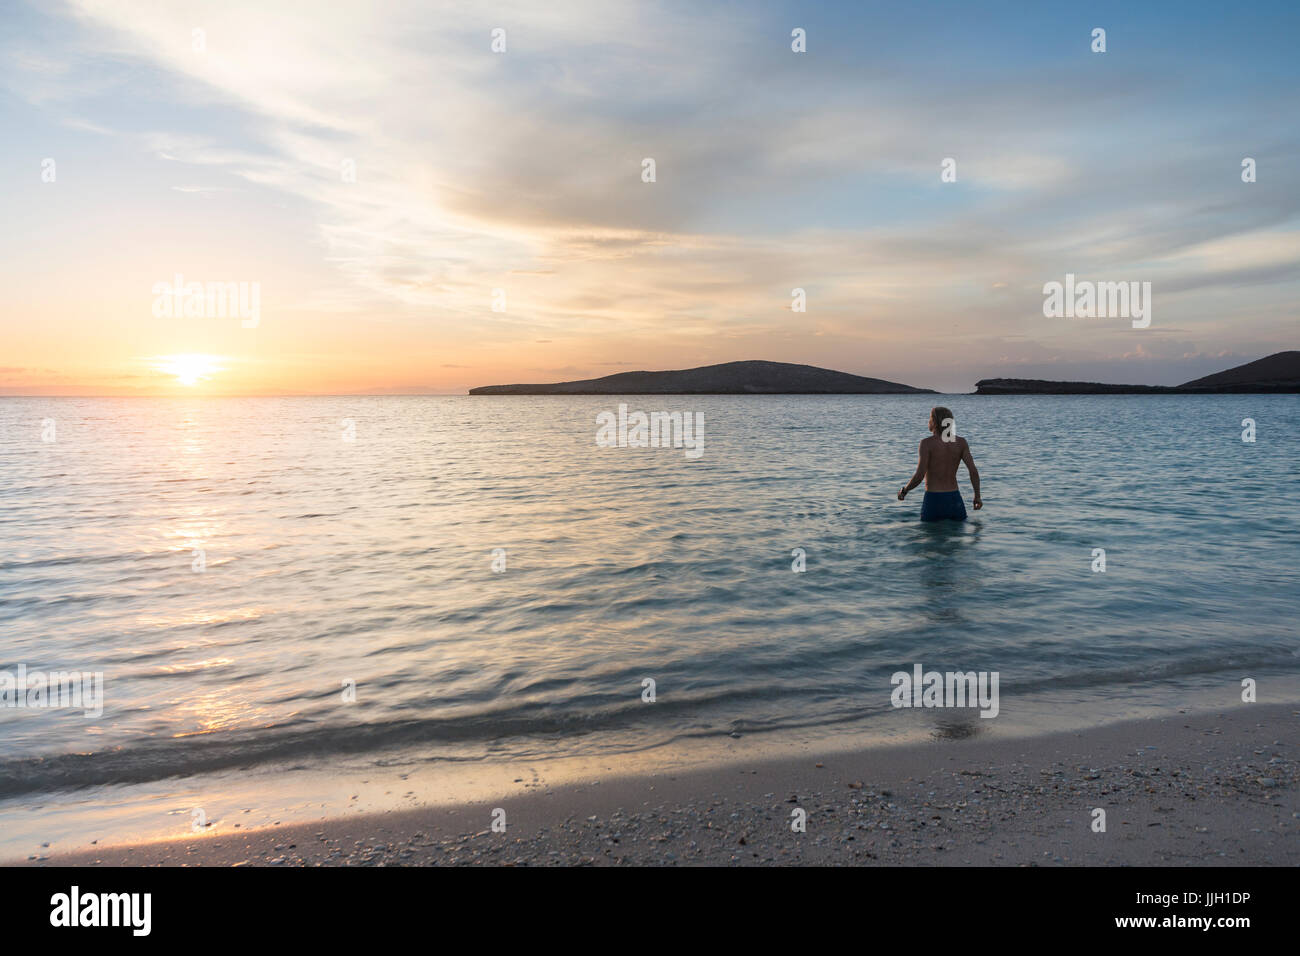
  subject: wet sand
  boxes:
[20,704,1298,867]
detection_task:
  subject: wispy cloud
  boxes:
[1,0,1296,392]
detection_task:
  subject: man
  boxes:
[897,406,982,521]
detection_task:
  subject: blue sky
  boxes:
[1,0,1297,393]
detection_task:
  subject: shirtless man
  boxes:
[897,406,982,521]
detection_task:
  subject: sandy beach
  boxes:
[23,703,1296,867]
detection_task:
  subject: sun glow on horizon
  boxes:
[153,353,225,387]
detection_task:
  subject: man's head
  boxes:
[929,406,954,435]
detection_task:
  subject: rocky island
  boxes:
[469,360,935,395]
[974,351,1299,395]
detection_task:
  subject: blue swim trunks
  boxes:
[920,490,967,522]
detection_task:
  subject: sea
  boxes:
[1,394,1297,856]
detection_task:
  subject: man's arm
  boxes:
[898,440,928,500]
[961,438,982,510]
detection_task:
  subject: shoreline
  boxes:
[22,702,1297,867]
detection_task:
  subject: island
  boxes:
[469,360,935,395]
[973,351,1299,395]
[973,379,1176,395]
[468,351,1298,396]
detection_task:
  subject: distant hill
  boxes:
[975,351,1299,395]
[469,360,934,395]
[1178,350,1300,391]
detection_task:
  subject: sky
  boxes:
[1,0,1297,395]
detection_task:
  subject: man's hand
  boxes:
[898,487,908,501]
[973,496,983,510]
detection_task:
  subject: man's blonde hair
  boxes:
[930,406,954,434]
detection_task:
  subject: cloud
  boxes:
[3,0,1296,392]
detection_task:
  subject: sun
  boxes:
[154,353,224,387]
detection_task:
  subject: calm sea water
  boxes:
[1,395,1298,834]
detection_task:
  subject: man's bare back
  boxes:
[916,433,967,492]
[897,406,982,520]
